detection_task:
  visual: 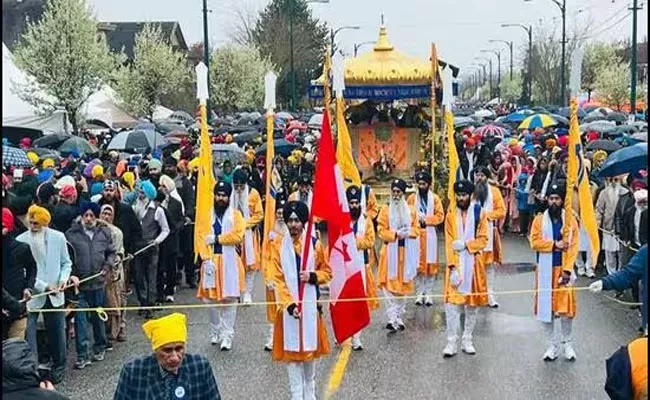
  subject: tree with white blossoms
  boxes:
[114,24,190,118]
[499,73,523,103]
[210,44,276,112]
[594,61,630,111]
[12,0,118,133]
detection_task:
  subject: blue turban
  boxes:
[90,181,105,197]
[38,169,54,183]
[140,180,157,200]
[79,200,100,217]
[2,138,8,146]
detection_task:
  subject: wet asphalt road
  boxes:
[54,235,642,400]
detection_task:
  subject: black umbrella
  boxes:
[58,136,98,156]
[598,143,648,177]
[550,114,569,127]
[29,147,60,158]
[586,139,622,152]
[606,112,628,123]
[614,125,639,135]
[531,106,548,114]
[583,115,606,123]
[156,123,188,135]
[233,130,262,145]
[255,139,298,157]
[33,133,72,149]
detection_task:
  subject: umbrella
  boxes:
[473,109,495,118]
[233,130,261,145]
[531,106,548,114]
[557,106,586,118]
[3,146,33,168]
[632,121,648,130]
[33,133,72,149]
[453,116,476,128]
[586,139,622,152]
[276,112,294,121]
[598,143,648,178]
[58,137,98,156]
[474,124,507,138]
[606,112,628,123]
[156,123,188,135]
[631,131,647,142]
[29,147,60,159]
[167,111,194,124]
[107,130,165,153]
[518,114,558,130]
[504,110,534,123]
[237,114,257,125]
[255,139,299,157]
[211,144,247,164]
[614,125,639,135]
[582,114,608,123]
[308,113,323,128]
[549,114,569,126]
[580,121,616,133]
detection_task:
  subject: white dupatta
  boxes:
[353,215,368,288]
[281,233,318,352]
[418,191,438,263]
[387,203,419,283]
[456,206,476,295]
[202,207,240,298]
[231,188,256,266]
[481,186,495,252]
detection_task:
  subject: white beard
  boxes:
[389,197,411,230]
[233,187,249,214]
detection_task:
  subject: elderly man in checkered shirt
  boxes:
[113,313,220,400]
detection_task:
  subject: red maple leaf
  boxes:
[332,240,352,263]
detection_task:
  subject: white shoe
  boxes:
[577,267,586,277]
[351,336,363,351]
[242,293,252,305]
[461,338,476,355]
[415,293,425,306]
[488,295,499,308]
[165,295,174,303]
[210,333,220,345]
[543,345,559,361]
[563,342,576,361]
[443,340,458,357]
[220,337,232,351]
[264,336,273,351]
[424,295,434,307]
[586,269,596,279]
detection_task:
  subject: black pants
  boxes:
[134,247,159,307]
[157,251,178,299]
[519,210,531,235]
[179,225,196,285]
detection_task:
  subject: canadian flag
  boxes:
[299,108,370,344]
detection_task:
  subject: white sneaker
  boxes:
[415,293,425,306]
[264,336,273,351]
[424,295,434,307]
[543,345,559,361]
[577,267,586,277]
[564,342,576,361]
[165,295,174,303]
[488,295,499,308]
[461,338,476,355]
[443,340,458,357]
[242,293,252,305]
[351,336,363,351]
[210,333,220,345]
[220,337,232,351]
[586,269,596,279]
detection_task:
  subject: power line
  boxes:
[577,12,630,40]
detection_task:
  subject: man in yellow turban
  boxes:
[114,313,221,399]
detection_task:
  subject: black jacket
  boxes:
[2,236,36,305]
[65,221,116,291]
[458,145,489,180]
[2,339,69,400]
[620,206,648,246]
[160,197,184,256]
[50,202,78,233]
[99,198,142,253]
[175,175,195,219]
[614,191,635,236]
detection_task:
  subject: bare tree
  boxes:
[225,0,259,45]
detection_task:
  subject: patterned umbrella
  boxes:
[3,145,33,168]
[518,114,558,130]
[474,124,507,138]
[504,109,534,123]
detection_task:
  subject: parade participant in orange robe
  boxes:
[529,183,579,361]
[269,201,331,400]
[346,185,378,350]
[443,180,489,357]
[407,171,444,306]
[377,178,420,332]
[472,165,506,308]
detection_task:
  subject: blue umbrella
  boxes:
[597,143,648,178]
[504,109,533,123]
[3,145,33,168]
[557,106,585,118]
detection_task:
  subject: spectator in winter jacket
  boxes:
[51,184,78,233]
[65,200,116,369]
[515,173,532,236]
[2,208,36,340]
[604,336,647,400]
[98,180,143,256]
[156,177,184,303]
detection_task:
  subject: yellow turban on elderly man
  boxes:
[142,313,187,351]
[27,205,51,226]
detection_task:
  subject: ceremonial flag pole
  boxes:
[323,44,333,123]
[430,43,439,191]
[333,51,361,187]
[565,47,600,265]
[261,72,277,285]
[442,58,460,241]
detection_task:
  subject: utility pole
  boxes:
[630,0,639,114]
[289,0,296,112]
[202,0,210,110]
[560,0,566,106]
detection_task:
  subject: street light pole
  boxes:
[502,23,533,105]
[481,50,501,101]
[630,0,641,115]
[330,26,360,55]
[202,0,210,110]
[353,41,374,57]
[489,40,514,80]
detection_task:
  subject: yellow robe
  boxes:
[240,188,263,271]
[443,209,490,307]
[354,216,379,311]
[476,184,506,266]
[270,235,332,362]
[363,185,379,221]
[377,204,420,296]
[529,213,579,319]
[407,192,445,276]
[196,209,246,301]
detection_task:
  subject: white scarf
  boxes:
[417,190,438,263]
[540,171,552,199]
[479,185,494,252]
[536,210,574,322]
[202,207,239,297]
[455,206,476,295]
[465,151,475,180]
[387,199,419,282]
[232,187,256,266]
[360,185,368,216]
[352,214,367,287]
[280,233,317,352]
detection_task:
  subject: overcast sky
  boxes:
[89,0,647,75]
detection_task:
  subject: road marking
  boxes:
[325,339,352,400]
